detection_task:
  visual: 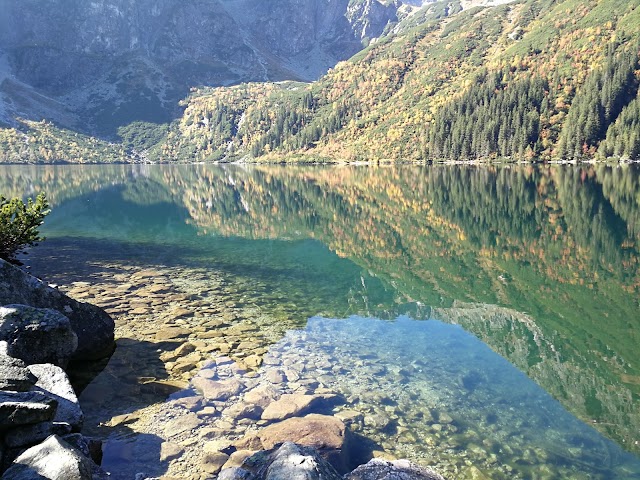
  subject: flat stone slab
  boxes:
[261,394,322,421]
[0,391,57,428]
[192,377,245,401]
[0,355,37,392]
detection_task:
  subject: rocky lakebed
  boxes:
[0,247,629,480]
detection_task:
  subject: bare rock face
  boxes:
[0,305,78,368]
[0,0,402,132]
[1,434,93,480]
[0,259,115,361]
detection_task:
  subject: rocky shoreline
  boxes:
[0,258,115,478]
[0,257,448,479]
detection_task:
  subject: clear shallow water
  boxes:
[265,316,640,478]
[1,164,639,479]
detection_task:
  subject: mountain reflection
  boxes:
[2,163,639,454]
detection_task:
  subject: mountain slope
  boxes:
[0,0,404,137]
[157,0,640,162]
[1,0,639,163]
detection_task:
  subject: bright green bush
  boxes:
[0,193,50,264]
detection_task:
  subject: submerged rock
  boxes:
[191,377,245,401]
[0,258,115,361]
[256,414,350,472]
[0,305,78,368]
[2,434,93,480]
[261,394,322,421]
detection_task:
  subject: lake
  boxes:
[2,164,639,479]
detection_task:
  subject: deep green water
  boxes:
[2,164,640,479]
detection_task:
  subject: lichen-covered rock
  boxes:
[0,305,78,367]
[0,391,57,429]
[0,258,115,360]
[0,354,37,392]
[28,363,84,431]
[345,458,446,480]
[2,434,92,480]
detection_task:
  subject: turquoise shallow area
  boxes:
[265,315,640,478]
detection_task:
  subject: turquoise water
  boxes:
[2,164,639,479]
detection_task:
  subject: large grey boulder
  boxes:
[2,434,93,480]
[0,258,115,361]
[262,442,342,480]
[29,364,84,431]
[0,391,57,429]
[218,442,342,480]
[0,355,37,392]
[0,305,78,368]
[345,458,446,480]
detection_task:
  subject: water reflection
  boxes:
[1,163,639,475]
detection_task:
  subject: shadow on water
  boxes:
[77,338,183,480]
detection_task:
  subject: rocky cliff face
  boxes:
[0,0,402,134]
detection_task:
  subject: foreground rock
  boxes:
[218,442,446,480]
[29,363,84,431]
[236,414,350,472]
[0,390,57,428]
[2,434,92,480]
[0,305,78,367]
[346,458,446,480]
[0,258,115,360]
[0,355,37,391]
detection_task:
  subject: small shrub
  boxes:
[0,193,50,265]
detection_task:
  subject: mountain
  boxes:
[156,0,640,162]
[0,0,408,137]
[1,0,639,163]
